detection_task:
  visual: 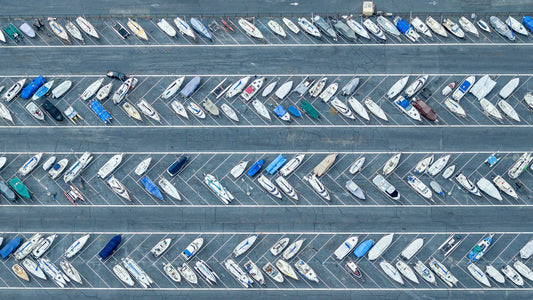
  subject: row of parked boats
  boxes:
[0,151,529,204]
[2,232,533,288]
[2,14,532,44]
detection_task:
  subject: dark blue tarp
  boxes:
[523,16,533,32]
[21,76,45,99]
[98,235,121,260]
[90,100,112,124]
[0,237,21,259]
[395,17,410,34]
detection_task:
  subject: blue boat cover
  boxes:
[353,239,374,258]
[397,98,411,109]
[273,105,288,118]
[247,159,264,176]
[287,105,302,117]
[0,237,21,259]
[266,154,287,175]
[180,76,201,98]
[459,80,472,92]
[21,76,45,99]
[190,18,212,40]
[395,17,410,34]
[183,249,193,257]
[90,100,112,124]
[141,176,164,200]
[98,235,122,260]
[523,16,533,32]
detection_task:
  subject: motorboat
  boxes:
[364,98,388,121]
[345,260,364,280]
[194,260,219,285]
[330,97,355,119]
[252,100,270,120]
[174,17,196,40]
[32,80,54,100]
[247,159,264,177]
[499,77,520,99]
[122,257,154,288]
[425,16,448,37]
[414,155,434,174]
[18,152,43,176]
[76,17,99,38]
[468,234,493,261]
[427,155,451,176]
[304,174,331,201]
[283,17,300,34]
[137,99,161,122]
[227,76,251,98]
[106,175,131,201]
[513,261,533,282]
[97,153,123,179]
[353,239,374,258]
[429,257,458,287]
[458,17,479,37]
[49,158,68,179]
[3,78,26,102]
[394,16,420,42]
[32,234,57,258]
[164,263,181,282]
[393,96,422,121]
[112,77,138,104]
[241,77,265,101]
[244,260,265,285]
[297,17,321,38]
[380,260,404,285]
[476,178,502,201]
[334,236,359,260]
[508,153,533,179]
[469,75,497,100]
[313,15,337,40]
[202,99,220,116]
[127,18,148,41]
[273,105,291,122]
[276,259,298,280]
[405,75,428,97]
[486,265,505,284]
[455,172,481,196]
[230,161,248,178]
[383,152,401,176]
[522,16,533,33]
[187,101,206,119]
[0,237,21,259]
[372,175,400,201]
[270,237,290,256]
[413,97,438,122]
[413,260,436,284]
[177,263,197,284]
[407,176,433,201]
[363,18,386,41]
[157,18,176,37]
[432,179,446,193]
[283,238,305,260]
[275,176,298,201]
[0,180,16,202]
[368,233,394,261]
[225,258,253,287]
[141,176,164,201]
[171,101,189,119]
[181,237,203,260]
[268,19,286,37]
[493,175,518,199]
[477,19,491,32]
[233,234,258,257]
[294,260,319,282]
[349,156,366,174]
[346,180,365,200]
[96,82,112,100]
[51,80,72,98]
[262,80,278,97]
[204,173,234,204]
[150,238,172,257]
[309,77,327,97]
[279,154,305,176]
[442,18,465,38]
[387,76,409,99]
[161,77,185,99]
[238,18,264,40]
[442,82,455,96]
[64,234,90,258]
[396,260,419,284]
[263,262,284,283]
[346,18,370,39]
[501,265,524,286]
[490,16,515,40]
[8,177,31,200]
[134,157,152,176]
[524,92,533,110]
[81,78,104,100]
[400,238,424,260]
[60,260,82,284]
[341,78,360,96]
[468,263,491,287]
[275,81,293,100]
[411,17,432,38]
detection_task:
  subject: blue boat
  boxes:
[33,81,53,99]
[288,105,302,117]
[247,159,264,177]
[167,156,188,176]
[0,237,21,259]
[141,176,164,201]
[273,105,290,121]
[353,239,374,258]
[394,17,410,34]
[98,234,121,260]
[90,100,112,124]
[21,76,45,99]
[468,234,493,262]
[180,76,201,98]
[190,18,213,41]
[458,79,473,94]
[523,16,533,32]
[266,154,287,175]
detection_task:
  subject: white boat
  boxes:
[49,158,68,179]
[122,257,154,288]
[470,75,497,100]
[413,260,436,284]
[159,178,181,200]
[204,174,234,204]
[499,77,520,99]
[502,265,524,286]
[49,19,70,43]
[134,157,151,176]
[112,77,138,104]
[96,82,112,100]
[458,17,479,37]
[393,96,422,121]
[363,18,386,41]
[405,75,428,97]
[276,259,298,280]
[524,92,533,110]
[263,262,284,282]
[364,98,388,121]
[32,234,57,258]
[442,82,455,96]
[14,233,43,260]
[64,234,90,258]
[137,99,161,122]
[81,78,104,100]
[383,153,401,176]
[427,155,451,176]
[377,16,401,37]
[414,155,433,174]
[229,161,248,179]
[341,78,360,96]
[202,99,219,116]
[179,263,198,284]
[51,80,72,98]
[150,238,172,257]
[486,265,505,284]
[508,153,533,179]
[283,17,300,34]
[22,258,46,280]
[38,258,67,287]
[334,236,359,260]
[258,175,282,199]
[442,165,455,179]
[373,174,401,201]
[244,260,265,285]
[275,176,298,201]
[380,260,404,285]
[442,18,465,38]
[32,80,54,100]
[429,258,458,287]
[411,17,432,38]
[227,76,251,98]
[294,260,318,283]
[387,76,409,99]
[298,17,321,38]
[426,16,448,37]
[520,240,533,259]
[42,156,55,171]
[252,100,270,120]
[506,16,528,36]
[0,156,6,170]
[401,238,424,260]
[181,237,204,260]
[279,154,305,176]
[60,260,82,284]
[164,263,181,282]
[468,263,491,287]
[345,180,365,200]
[220,103,239,122]
[368,234,394,261]
[174,17,196,40]
[262,81,278,97]
[455,172,481,196]
[319,83,338,102]
[305,174,331,201]
[3,78,26,102]
[241,77,265,101]
[349,156,365,175]
[407,176,433,200]
[107,175,131,201]
[476,177,503,201]
[64,152,93,184]
[270,237,290,256]
[161,77,185,99]
[275,81,293,99]
[477,19,491,33]
[76,17,99,38]
[497,99,519,122]
[127,18,148,41]
[283,238,305,260]
[452,75,476,101]
[171,100,189,120]
[443,97,467,118]
[194,260,219,285]
[225,258,253,288]
[113,264,134,286]
[493,175,518,199]
[514,261,533,282]
[18,152,43,176]
[97,153,123,179]
[187,102,206,119]
[331,97,355,119]
[430,181,444,196]
[157,18,176,37]
[309,77,327,97]
[238,18,264,39]
[268,19,286,37]
[396,260,419,284]
[347,18,370,39]
[65,21,83,41]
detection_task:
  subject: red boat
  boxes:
[345,260,364,281]
[412,97,438,122]
[221,19,234,32]
[64,185,85,205]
